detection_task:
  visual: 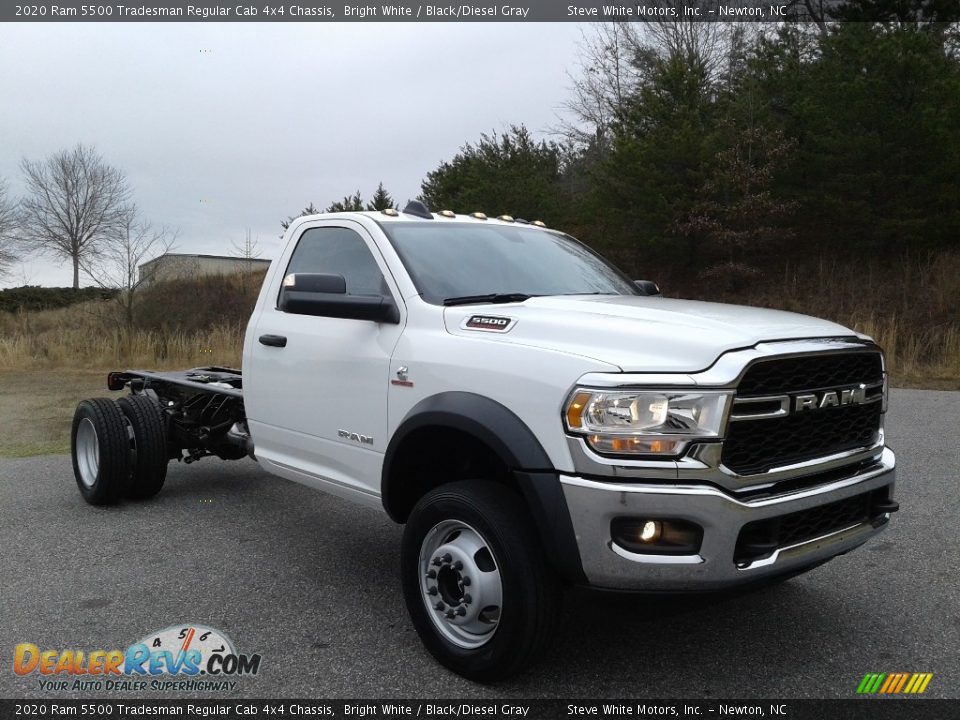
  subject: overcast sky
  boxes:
[0,22,587,287]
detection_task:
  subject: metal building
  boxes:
[138,253,271,284]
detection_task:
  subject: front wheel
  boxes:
[401,480,560,681]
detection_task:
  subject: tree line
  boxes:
[289,4,960,290]
[4,2,957,306]
[280,182,397,232]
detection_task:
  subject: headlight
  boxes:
[564,389,732,456]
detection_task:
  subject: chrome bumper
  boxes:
[560,447,896,591]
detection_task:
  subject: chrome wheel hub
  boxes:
[75,418,100,488]
[419,520,502,649]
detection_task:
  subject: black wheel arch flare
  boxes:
[382,391,586,584]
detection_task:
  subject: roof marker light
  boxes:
[497,215,515,222]
[439,210,455,218]
[382,208,399,216]
[471,212,487,220]
[532,220,546,227]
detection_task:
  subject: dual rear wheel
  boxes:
[71,394,169,505]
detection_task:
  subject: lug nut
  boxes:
[426,569,436,579]
[427,587,438,596]
[434,602,445,611]
[453,560,463,570]
[456,607,466,616]
[445,610,455,619]
[442,553,452,563]
[432,557,442,566]
[463,593,472,604]
[462,576,471,586]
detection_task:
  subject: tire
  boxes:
[117,394,168,500]
[401,480,561,682]
[71,398,131,506]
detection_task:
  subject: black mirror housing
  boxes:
[280,292,398,323]
[279,273,399,323]
[634,280,661,296]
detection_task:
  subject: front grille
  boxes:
[734,488,889,564]
[723,402,882,475]
[722,351,884,475]
[736,352,882,397]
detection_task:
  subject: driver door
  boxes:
[245,222,404,506]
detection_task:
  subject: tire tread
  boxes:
[117,394,168,499]
[402,479,561,681]
[71,397,131,505]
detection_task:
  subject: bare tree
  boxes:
[0,179,18,280]
[231,228,263,293]
[82,205,177,331]
[18,144,131,289]
[231,228,262,272]
[644,10,734,84]
[782,0,830,36]
[559,24,639,149]
[558,16,739,147]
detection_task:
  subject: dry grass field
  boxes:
[0,257,957,457]
[0,370,124,458]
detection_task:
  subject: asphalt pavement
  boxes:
[0,388,957,699]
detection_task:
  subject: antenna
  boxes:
[402,200,433,219]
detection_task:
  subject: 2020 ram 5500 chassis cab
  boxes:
[72,204,898,680]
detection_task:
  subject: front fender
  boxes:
[382,392,585,583]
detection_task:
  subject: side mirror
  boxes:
[634,280,661,296]
[279,273,399,323]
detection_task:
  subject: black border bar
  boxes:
[4,1,846,23]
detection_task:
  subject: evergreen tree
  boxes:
[280,202,321,232]
[366,182,397,211]
[419,126,568,223]
[325,191,364,213]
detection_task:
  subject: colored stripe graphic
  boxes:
[858,673,933,694]
[858,673,886,694]
[879,674,896,693]
[912,673,934,694]
[892,673,909,693]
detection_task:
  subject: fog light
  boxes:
[639,520,661,542]
[611,517,703,556]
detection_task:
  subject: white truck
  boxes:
[71,202,898,681]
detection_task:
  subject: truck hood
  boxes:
[443,295,858,373]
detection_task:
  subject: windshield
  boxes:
[381,222,639,305]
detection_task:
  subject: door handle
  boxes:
[259,334,287,348]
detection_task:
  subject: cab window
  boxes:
[281,226,388,300]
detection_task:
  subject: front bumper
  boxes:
[560,447,896,591]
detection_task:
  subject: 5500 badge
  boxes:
[13,624,262,692]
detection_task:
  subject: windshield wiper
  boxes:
[442,293,535,307]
